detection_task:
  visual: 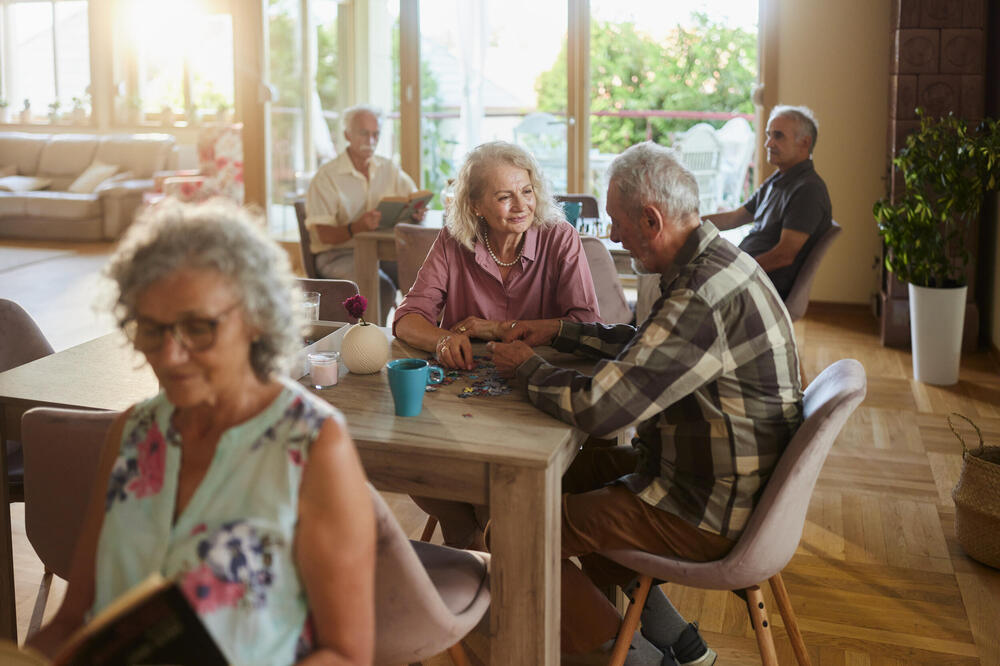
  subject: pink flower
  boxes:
[343,294,368,323]
[126,425,166,498]
[288,449,303,466]
[181,564,245,614]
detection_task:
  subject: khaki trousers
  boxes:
[560,446,734,654]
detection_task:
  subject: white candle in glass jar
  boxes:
[308,352,339,388]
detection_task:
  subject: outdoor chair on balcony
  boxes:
[514,112,567,192]
[717,117,756,210]
[674,123,724,214]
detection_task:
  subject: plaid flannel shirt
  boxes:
[514,222,803,539]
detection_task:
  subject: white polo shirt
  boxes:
[304,151,417,253]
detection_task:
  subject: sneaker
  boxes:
[671,623,717,666]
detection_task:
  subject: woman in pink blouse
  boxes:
[393,141,600,371]
[393,141,601,549]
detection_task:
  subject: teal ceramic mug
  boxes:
[386,358,444,417]
[562,201,582,227]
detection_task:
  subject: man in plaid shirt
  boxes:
[490,142,802,665]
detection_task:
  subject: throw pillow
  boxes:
[0,176,53,192]
[68,161,120,194]
[0,165,16,178]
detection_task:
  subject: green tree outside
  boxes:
[536,12,756,154]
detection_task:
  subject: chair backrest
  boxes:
[394,223,442,296]
[783,220,842,321]
[580,236,632,325]
[603,359,866,590]
[0,299,54,373]
[294,200,320,279]
[555,194,600,220]
[369,485,490,664]
[295,277,360,323]
[22,407,120,580]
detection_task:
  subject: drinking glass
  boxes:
[302,292,321,322]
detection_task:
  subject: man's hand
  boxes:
[487,341,535,378]
[412,200,428,223]
[355,209,382,232]
[450,316,499,341]
[498,319,561,346]
[435,333,474,370]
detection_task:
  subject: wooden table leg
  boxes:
[353,237,382,326]
[489,462,561,665]
[0,407,17,641]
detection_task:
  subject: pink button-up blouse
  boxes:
[392,221,602,333]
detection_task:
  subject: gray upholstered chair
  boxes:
[394,222,441,296]
[21,407,119,638]
[294,199,320,279]
[580,236,633,325]
[295,277,360,323]
[784,220,842,322]
[1,299,56,504]
[602,359,866,666]
[370,485,490,665]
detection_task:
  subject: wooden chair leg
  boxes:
[769,573,812,666]
[420,515,438,542]
[744,584,779,666]
[26,569,53,641]
[446,642,472,666]
[608,575,651,666]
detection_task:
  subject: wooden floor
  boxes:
[4,240,1000,665]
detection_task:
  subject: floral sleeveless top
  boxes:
[92,378,333,665]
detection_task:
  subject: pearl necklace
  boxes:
[483,230,523,267]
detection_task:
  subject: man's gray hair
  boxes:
[446,141,563,251]
[342,104,383,132]
[769,104,819,152]
[606,141,700,223]
[105,200,302,381]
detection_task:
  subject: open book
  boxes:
[0,574,227,665]
[375,189,433,229]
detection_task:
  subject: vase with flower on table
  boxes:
[340,294,390,374]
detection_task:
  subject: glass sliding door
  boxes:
[417,0,568,207]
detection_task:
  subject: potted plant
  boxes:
[71,96,88,124]
[20,99,31,124]
[47,100,61,123]
[874,110,1000,385]
[0,99,8,124]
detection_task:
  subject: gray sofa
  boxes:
[0,131,177,241]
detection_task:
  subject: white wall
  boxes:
[776,0,891,304]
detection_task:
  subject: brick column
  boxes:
[880,0,986,348]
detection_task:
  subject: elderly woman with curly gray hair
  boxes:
[392,141,601,550]
[29,201,375,665]
[393,140,601,371]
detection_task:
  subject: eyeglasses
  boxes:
[123,302,241,353]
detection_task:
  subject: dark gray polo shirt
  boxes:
[738,159,832,299]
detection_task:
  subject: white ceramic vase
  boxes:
[908,283,967,386]
[340,322,390,374]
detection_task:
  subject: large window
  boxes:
[112,0,235,126]
[0,0,90,124]
[417,0,568,208]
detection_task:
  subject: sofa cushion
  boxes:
[0,176,52,192]
[68,160,120,194]
[21,191,102,219]
[37,135,100,181]
[0,133,49,175]
[95,134,175,178]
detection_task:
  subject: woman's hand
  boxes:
[450,316,500,341]
[435,333,474,370]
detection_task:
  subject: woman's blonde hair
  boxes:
[445,141,565,251]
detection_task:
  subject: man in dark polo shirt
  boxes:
[704,104,832,299]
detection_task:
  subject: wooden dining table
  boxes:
[355,210,444,326]
[0,325,587,665]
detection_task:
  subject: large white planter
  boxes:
[908,283,967,386]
